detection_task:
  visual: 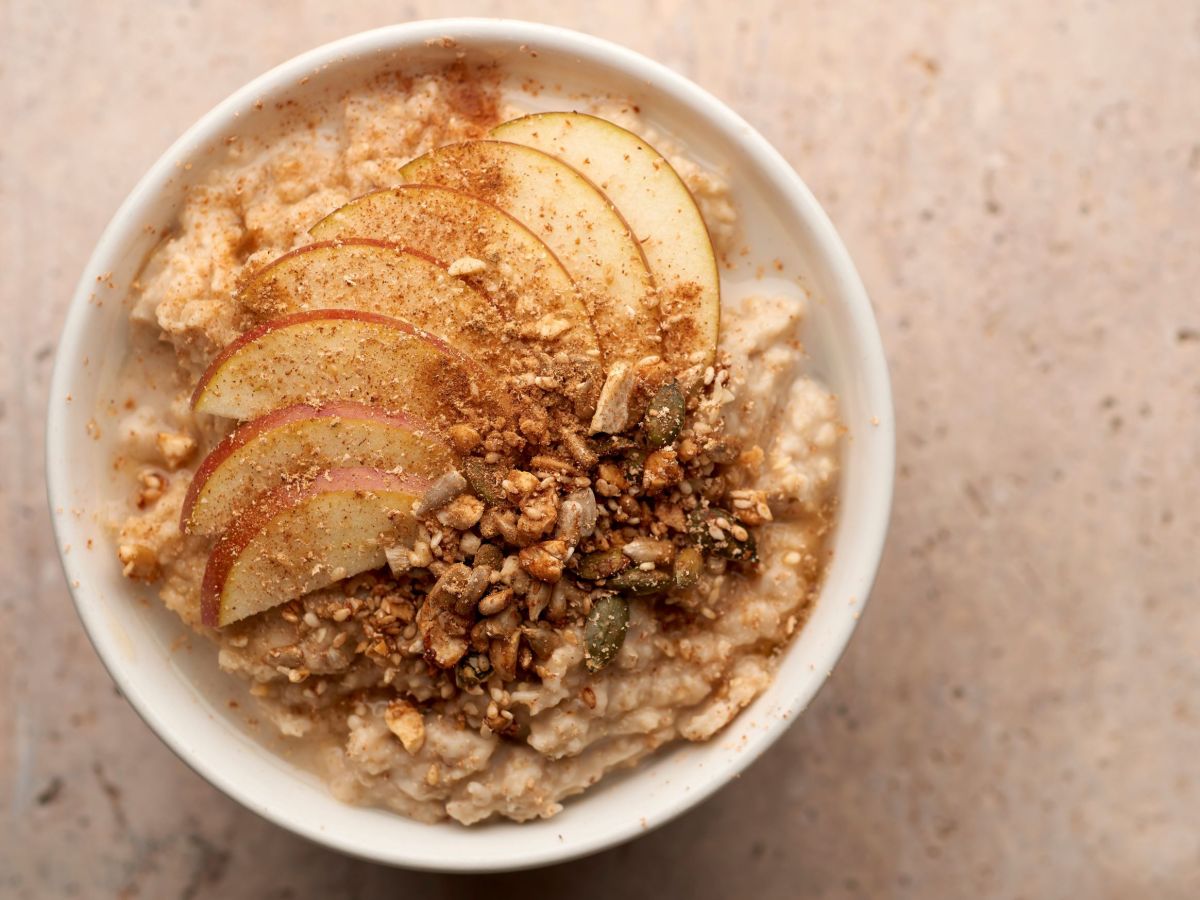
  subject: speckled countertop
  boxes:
[2,2,1198,897]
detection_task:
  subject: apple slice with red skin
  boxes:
[200,467,428,627]
[236,240,510,367]
[181,402,455,536]
[191,309,513,426]
[493,112,721,383]
[398,142,662,372]
[308,184,603,396]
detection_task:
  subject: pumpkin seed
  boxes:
[462,458,505,505]
[455,653,492,689]
[644,380,685,448]
[673,546,704,589]
[584,594,629,672]
[607,567,674,595]
[623,448,647,481]
[573,548,631,581]
[687,507,758,562]
[473,542,504,571]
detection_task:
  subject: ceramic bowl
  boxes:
[46,18,893,871]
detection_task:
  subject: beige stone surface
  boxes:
[2,1,1198,897]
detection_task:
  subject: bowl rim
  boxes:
[46,17,894,871]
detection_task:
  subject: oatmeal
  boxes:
[109,65,840,824]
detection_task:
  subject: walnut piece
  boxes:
[516,488,559,542]
[416,564,474,667]
[437,494,485,530]
[642,448,683,495]
[384,700,426,755]
[519,540,569,582]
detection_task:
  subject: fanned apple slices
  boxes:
[191,309,513,427]
[181,402,454,536]
[236,240,511,368]
[309,184,603,388]
[398,141,663,373]
[200,467,428,627]
[494,112,721,382]
[185,110,726,628]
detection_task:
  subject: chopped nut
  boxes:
[384,700,425,754]
[519,410,549,444]
[416,565,474,667]
[655,501,687,532]
[519,540,569,582]
[516,488,559,542]
[489,631,521,681]
[595,461,628,497]
[588,361,636,434]
[502,469,540,500]
[117,543,158,581]
[155,431,196,470]
[437,494,485,530]
[479,507,520,545]
[447,424,482,453]
[459,532,482,556]
[408,541,433,569]
[447,256,487,277]
[384,544,412,577]
[525,581,552,619]
[642,448,682,495]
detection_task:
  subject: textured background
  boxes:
[3,2,1199,898]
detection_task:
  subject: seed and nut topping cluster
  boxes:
[231,365,773,737]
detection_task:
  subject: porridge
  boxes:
[109,65,841,824]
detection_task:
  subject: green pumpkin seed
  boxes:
[607,567,674,595]
[456,653,493,689]
[574,548,631,581]
[473,542,504,571]
[623,448,647,481]
[673,546,704,589]
[687,507,758,562]
[584,594,629,672]
[462,458,505,505]
[644,380,686,448]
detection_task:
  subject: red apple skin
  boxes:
[199,467,429,627]
[238,239,505,337]
[180,402,454,535]
[189,309,513,423]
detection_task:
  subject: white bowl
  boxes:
[46,19,893,872]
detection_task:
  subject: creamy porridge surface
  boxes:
[109,66,840,824]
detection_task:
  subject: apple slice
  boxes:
[308,184,603,389]
[493,113,720,381]
[236,240,510,365]
[200,467,427,627]
[191,309,513,426]
[181,402,455,536]
[399,141,662,370]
